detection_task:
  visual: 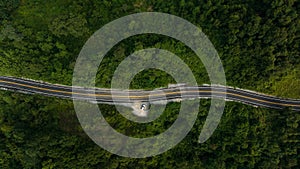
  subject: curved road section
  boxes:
[0,76,299,111]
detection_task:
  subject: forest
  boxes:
[0,0,299,168]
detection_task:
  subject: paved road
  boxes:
[0,76,299,111]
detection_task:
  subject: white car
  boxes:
[140,104,147,110]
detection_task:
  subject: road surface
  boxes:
[0,76,299,111]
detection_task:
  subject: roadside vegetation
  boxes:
[0,0,299,168]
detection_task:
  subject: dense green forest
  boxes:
[0,0,299,168]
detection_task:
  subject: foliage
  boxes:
[0,0,299,168]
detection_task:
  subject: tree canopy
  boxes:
[0,0,299,168]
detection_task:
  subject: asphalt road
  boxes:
[0,76,299,111]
